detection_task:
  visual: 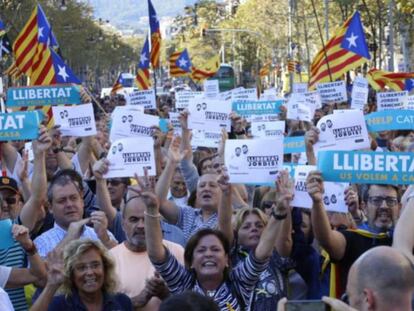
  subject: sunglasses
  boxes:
[2,197,17,205]
[107,179,123,186]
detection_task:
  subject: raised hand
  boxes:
[305,127,320,148]
[306,170,325,204]
[67,218,91,240]
[145,272,170,300]
[33,125,52,155]
[45,249,65,287]
[167,136,187,164]
[92,158,110,180]
[344,186,359,215]
[274,170,294,214]
[178,110,189,130]
[90,211,109,239]
[217,166,231,193]
[12,224,32,250]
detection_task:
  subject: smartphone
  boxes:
[285,300,329,311]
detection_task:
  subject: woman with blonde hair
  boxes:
[31,239,132,311]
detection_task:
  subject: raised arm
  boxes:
[155,136,186,224]
[92,159,117,228]
[0,142,18,174]
[307,170,346,261]
[20,126,51,232]
[304,127,319,166]
[217,168,234,245]
[7,225,47,288]
[77,136,94,176]
[393,186,414,263]
[143,191,167,263]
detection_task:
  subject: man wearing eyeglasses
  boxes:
[306,171,398,298]
[107,178,129,211]
[0,177,21,222]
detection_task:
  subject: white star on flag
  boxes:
[346,32,358,48]
[140,52,148,65]
[178,57,188,68]
[57,65,69,81]
[0,41,8,58]
[152,15,159,23]
[38,27,44,38]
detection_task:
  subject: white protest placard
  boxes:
[407,96,414,110]
[125,89,156,109]
[377,91,408,111]
[225,138,283,184]
[351,76,369,110]
[110,107,159,142]
[251,120,285,138]
[191,129,221,148]
[260,88,278,101]
[168,112,182,135]
[322,182,348,213]
[291,165,316,208]
[219,90,233,102]
[52,103,96,137]
[304,91,322,111]
[188,98,231,131]
[232,87,257,102]
[317,80,348,103]
[175,91,203,109]
[292,83,308,94]
[104,137,156,178]
[203,80,220,98]
[315,109,370,152]
[287,93,313,122]
[24,142,34,162]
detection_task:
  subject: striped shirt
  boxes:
[34,223,116,259]
[152,249,268,311]
[177,205,218,242]
[0,241,28,311]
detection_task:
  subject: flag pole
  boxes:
[153,68,157,98]
[83,87,108,117]
[310,0,333,82]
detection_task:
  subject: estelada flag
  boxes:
[169,49,192,77]
[366,68,414,92]
[135,36,151,90]
[309,11,370,90]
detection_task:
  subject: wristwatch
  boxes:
[271,209,288,220]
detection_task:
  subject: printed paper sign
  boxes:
[318,150,414,185]
[315,110,370,152]
[322,182,348,213]
[168,112,182,135]
[232,88,257,102]
[191,129,221,148]
[225,138,284,184]
[317,81,347,104]
[24,142,34,162]
[376,91,408,111]
[52,103,97,137]
[188,99,231,131]
[351,77,369,110]
[291,165,316,208]
[365,110,414,132]
[304,91,322,111]
[251,120,285,138]
[284,136,306,154]
[407,96,414,110]
[125,89,156,109]
[283,163,297,179]
[203,80,220,98]
[105,137,156,178]
[0,111,40,141]
[6,85,81,108]
[287,93,313,122]
[110,107,159,142]
[292,83,308,94]
[219,90,233,102]
[175,91,203,109]
[232,100,283,120]
[260,88,279,101]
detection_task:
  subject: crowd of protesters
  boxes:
[0,82,413,311]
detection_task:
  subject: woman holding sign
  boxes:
[143,172,285,311]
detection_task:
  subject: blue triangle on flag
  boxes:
[50,48,81,84]
[340,11,370,60]
[405,78,414,92]
[175,49,192,72]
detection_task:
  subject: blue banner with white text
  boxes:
[365,110,414,132]
[0,111,40,141]
[6,85,81,108]
[284,136,306,154]
[317,150,414,185]
[232,100,283,118]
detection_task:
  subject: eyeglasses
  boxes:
[368,196,398,208]
[261,201,274,209]
[2,197,17,205]
[107,179,123,186]
[74,261,102,273]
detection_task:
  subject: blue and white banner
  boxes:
[0,111,40,141]
[284,136,306,154]
[232,100,283,119]
[6,85,81,108]
[318,150,414,185]
[365,110,414,132]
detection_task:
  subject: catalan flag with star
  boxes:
[169,48,192,77]
[309,11,370,90]
[135,36,151,90]
[148,0,161,68]
[366,68,414,92]
[191,54,220,82]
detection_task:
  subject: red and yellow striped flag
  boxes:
[309,11,370,90]
[191,55,220,82]
[366,68,414,91]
